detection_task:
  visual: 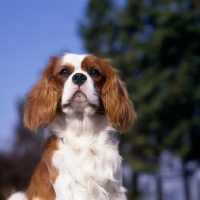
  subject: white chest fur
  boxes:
[47,114,127,200]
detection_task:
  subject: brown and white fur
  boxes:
[8,53,136,200]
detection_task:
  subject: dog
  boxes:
[8,53,136,200]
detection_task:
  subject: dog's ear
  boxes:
[101,59,136,133]
[24,57,59,132]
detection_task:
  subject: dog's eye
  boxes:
[90,69,100,77]
[59,68,70,77]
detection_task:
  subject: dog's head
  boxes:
[24,53,136,133]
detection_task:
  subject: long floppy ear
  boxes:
[101,59,136,133]
[24,57,59,132]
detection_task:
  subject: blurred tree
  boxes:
[0,101,42,196]
[80,0,200,198]
[79,0,122,57]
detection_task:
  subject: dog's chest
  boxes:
[53,138,107,174]
[50,134,123,199]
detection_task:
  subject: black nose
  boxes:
[72,73,87,87]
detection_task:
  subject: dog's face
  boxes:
[60,54,106,114]
[24,54,136,133]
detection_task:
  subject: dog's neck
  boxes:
[45,105,112,140]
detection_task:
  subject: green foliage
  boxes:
[80,0,200,197]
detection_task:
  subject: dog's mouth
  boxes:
[72,90,87,103]
[62,90,98,109]
[62,91,85,107]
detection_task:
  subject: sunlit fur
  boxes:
[8,53,136,200]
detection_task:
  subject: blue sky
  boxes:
[0,0,88,151]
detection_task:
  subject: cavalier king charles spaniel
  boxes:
[8,53,136,200]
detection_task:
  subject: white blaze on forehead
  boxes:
[62,53,88,70]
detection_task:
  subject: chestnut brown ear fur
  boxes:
[24,57,60,132]
[101,60,136,133]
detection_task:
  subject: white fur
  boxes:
[7,192,27,200]
[62,53,87,70]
